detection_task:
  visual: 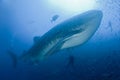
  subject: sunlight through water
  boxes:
[48,0,96,13]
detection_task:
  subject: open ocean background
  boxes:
[0,0,120,80]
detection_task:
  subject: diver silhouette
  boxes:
[66,54,75,68]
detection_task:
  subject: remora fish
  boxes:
[50,14,59,22]
[9,10,103,66]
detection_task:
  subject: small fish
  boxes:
[50,15,59,22]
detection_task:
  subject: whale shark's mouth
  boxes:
[61,14,102,49]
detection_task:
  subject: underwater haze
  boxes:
[0,0,120,80]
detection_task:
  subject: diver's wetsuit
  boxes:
[66,55,75,69]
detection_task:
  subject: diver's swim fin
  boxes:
[7,50,17,68]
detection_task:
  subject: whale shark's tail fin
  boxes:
[7,50,17,68]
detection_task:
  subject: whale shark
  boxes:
[9,10,103,66]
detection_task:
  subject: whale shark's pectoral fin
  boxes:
[33,36,41,43]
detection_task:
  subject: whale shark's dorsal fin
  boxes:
[33,36,41,43]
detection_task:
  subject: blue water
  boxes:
[0,0,120,80]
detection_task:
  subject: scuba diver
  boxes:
[66,54,75,68]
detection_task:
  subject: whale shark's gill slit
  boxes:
[44,40,63,56]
